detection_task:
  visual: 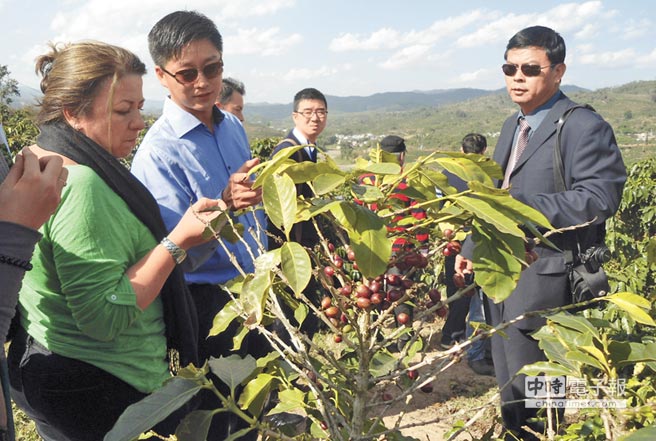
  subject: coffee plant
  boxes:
[106,148,653,441]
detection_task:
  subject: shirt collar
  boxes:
[292,128,313,146]
[162,97,225,138]
[519,90,562,129]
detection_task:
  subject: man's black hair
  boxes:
[505,25,566,65]
[293,88,327,111]
[461,133,487,154]
[148,10,223,67]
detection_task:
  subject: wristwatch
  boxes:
[160,237,187,265]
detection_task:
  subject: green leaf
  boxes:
[611,341,656,368]
[565,350,605,371]
[282,161,343,184]
[314,173,346,195]
[453,194,524,236]
[435,157,493,186]
[362,162,402,175]
[268,388,307,416]
[471,223,523,302]
[263,173,297,239]
[468,181,553,229]
[369,351,397,377]
[351,183,385,202]
[252,145,305,189]
[175,410,213,441]
[619,424,656,441]
[105,377,202,441]
[607,291,652,310]
[329,202,391,278]
[209,355,257,394]
[232,325,250,352]
[546,312,600,339]
[238,373,275,416]
[280,242,312,296]
[606,293,656,326]
[294,302,309,327]
[647,236,656,265]
[208,299,240,337]
[241,252,279,326]
[518,361,577,377]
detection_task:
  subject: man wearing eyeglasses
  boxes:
[457,26,626,440]
[268,87,328,338]
[131,10,263,441]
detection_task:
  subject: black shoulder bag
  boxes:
[553,105,611,308]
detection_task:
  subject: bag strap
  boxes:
[553,104,595,192]
[552,104,607,256]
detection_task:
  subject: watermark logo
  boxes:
[525,376,627,409]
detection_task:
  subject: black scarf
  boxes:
[37,121,198,368]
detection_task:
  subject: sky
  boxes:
[1,0,655,105]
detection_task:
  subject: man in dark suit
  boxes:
[458,26,626,440]
[268,87,328,337]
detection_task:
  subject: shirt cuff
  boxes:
[0,221,42,261]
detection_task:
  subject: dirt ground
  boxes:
[378,318,502,441]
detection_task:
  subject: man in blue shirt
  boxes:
[131,10,264,440]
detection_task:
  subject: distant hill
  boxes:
[246,88,499,122]
[15,83,589,120]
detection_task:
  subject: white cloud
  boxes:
[379,45,431,70]
[329,28,403,52]
[330,10,488,52]
[578,48,636,67]
[282,65,340,81]
[637,48,656,67]
[226,27,302,56]
[621,19,652,40]
[574,24,599,39]
[456,68,494,83]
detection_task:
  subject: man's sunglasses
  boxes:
[502,63,554,77]
[160,60,224,84]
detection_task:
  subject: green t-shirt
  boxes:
[19,165,169,393]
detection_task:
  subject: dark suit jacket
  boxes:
[489,92,626,328]
[268,130,319,250]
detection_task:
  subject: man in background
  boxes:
[268,87,328,338]
[216,77,246,122]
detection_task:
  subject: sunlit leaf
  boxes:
[436,157,493,186]
[208,299,240,337]
[238,373,275,415]
[518,361,576,377]
[314,173,346,195]
[471,223,523,302]
[268,388,307,416]
[252,145,305,189]
[280,242,311,296]
[546,312,600,339]
[606,293,656,326]
[262,173,297,239]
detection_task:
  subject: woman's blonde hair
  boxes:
[35,41,146,126]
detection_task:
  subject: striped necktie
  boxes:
[502,117,530,188]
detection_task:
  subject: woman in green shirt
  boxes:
[7,41,226,441]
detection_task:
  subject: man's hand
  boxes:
[222,158,263,210]
[454,253,473,277]
[0,147,66,230]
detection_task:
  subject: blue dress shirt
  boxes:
[131,98,266,285]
